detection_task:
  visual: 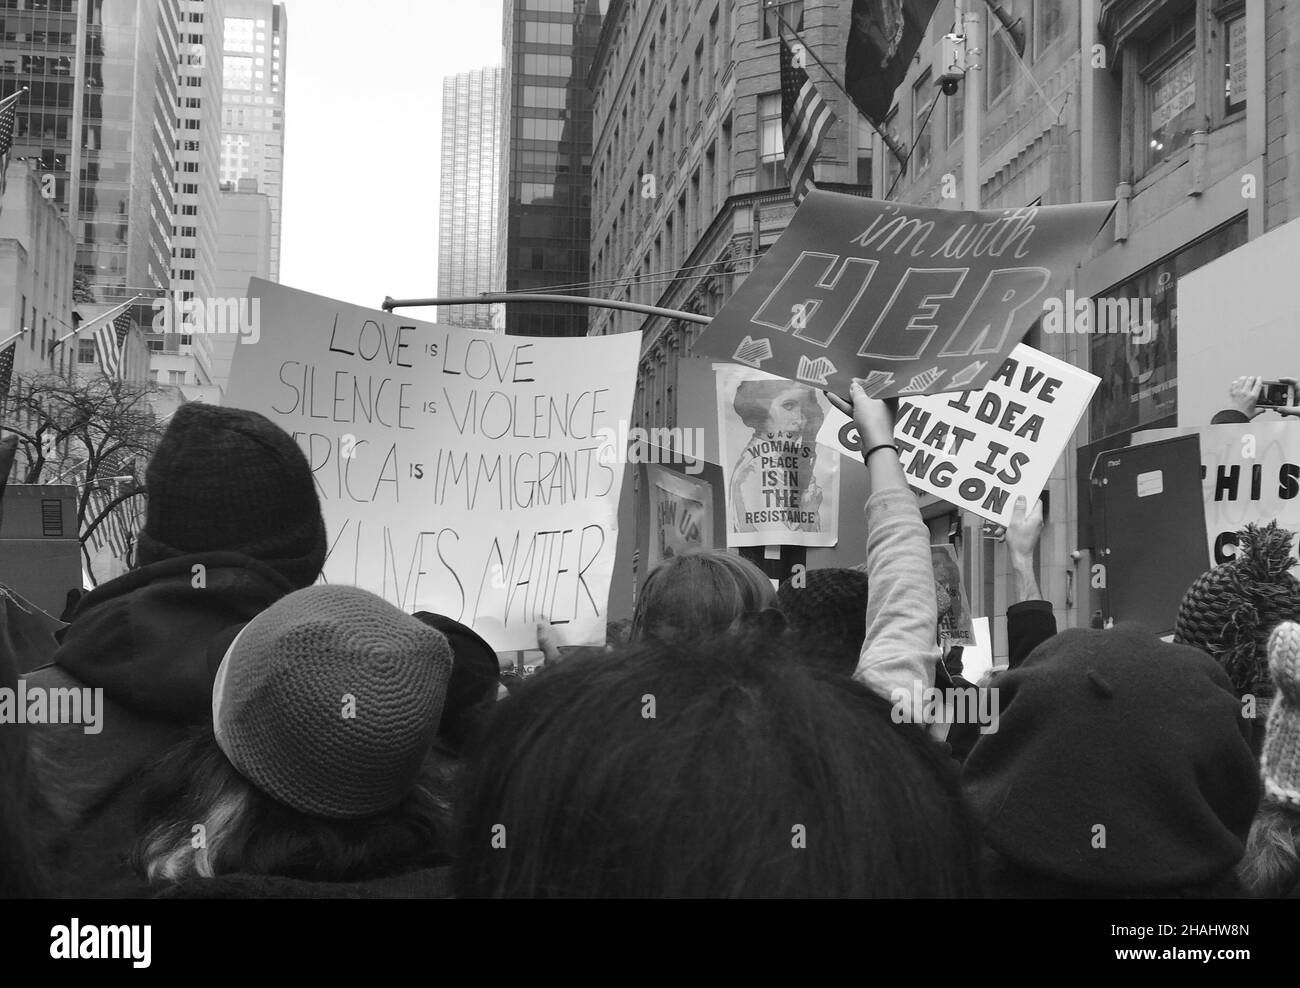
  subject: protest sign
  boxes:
[818,344,1098,526]
[714,363,840,547]
[1135,423,1300,578]
[694,189,1113,400]
[932,543,973,646]
[226,279,640,650]
[645,463,714,567]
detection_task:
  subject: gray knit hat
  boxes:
[212,585,453,820]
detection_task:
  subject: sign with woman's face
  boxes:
[714,363,840,548]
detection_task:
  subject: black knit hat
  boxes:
[1175,521,1300,700]
[213,585,453,820]
[412,611,500,753]
[963,626,1260,894]
[777,568,870,671]
[137,404,327,588]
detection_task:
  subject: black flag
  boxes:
[844,0,941,129]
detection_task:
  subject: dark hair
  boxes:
[132,729,456,885]
[1238,803,1300,897]
[733,380,824,436]
[629,549,779,644]
[776,567,871,675]
[453,634,982,897]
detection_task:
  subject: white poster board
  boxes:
[226,279,641,649]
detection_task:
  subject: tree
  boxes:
[71,273,96,304]
[3,369,163,576]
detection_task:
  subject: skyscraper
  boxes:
[438,66,501,331]
[77,0,182,310]
[0,0,80,213]
[497,0,601,337]
[150,0,226,390]
[220,0,286,282]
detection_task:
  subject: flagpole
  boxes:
[771,8,909,166]
[959,0,982,209]
[0,87,28,112]
[0,327,25,350]
[52,294,144,354]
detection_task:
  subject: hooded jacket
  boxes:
[24,551,301,897]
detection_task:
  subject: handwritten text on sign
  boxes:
[820,344,1099,526]
[694,190,1113,400]
[226,279,640,649]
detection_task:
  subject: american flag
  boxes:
[93,307,133,379]
[0,88,24,205]
[779,33,837,205]
[0,340,15,402]
[84,480,141,562]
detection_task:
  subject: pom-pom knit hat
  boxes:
[1176,521,1300,703]
[1262,621,1300,808]
[212,585,453,820]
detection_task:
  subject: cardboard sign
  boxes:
[819,344,1099,526]
[714,363,840,547]
[646,464,714,567]
[695,190,1114,399]
[1136,424,1300,578]
[226,280,640,650]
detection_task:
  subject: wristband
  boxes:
[863,443,900,462]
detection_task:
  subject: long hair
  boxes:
[453,634,982,897]
[1238,803,1300,897]
[629,549,779,644]
[132,728,456,885]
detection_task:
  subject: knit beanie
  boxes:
[137,404,327,588]
[212,585,453,820]
[962,626,1260,893]
[1175,521,1300,703]
[1262,622,1300,808]
[777,568,870,669]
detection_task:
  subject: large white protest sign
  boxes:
[714,363,840,548]
[226,280,640,650]
[819,344,1098,526]
[1135,423,1300,578]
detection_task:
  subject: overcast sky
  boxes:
[279,0,504,312]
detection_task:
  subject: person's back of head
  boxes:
[1241,622,1300,896]
[136,403,328,587]
[776,567,870,674]
[963,625,1260,897]
[454,634,981,897]
[629,549,778,644]
[134,585,456,886]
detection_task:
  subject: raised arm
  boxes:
[827,381,938,717]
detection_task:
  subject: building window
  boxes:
[77,339,94,364]
[882,110,903,195]
[148,339,164,352]
[1221,9,1247,118]
[169,370,185,385]
[761,0,803,41]
[1034,0,1065,59]
[946,81,964,144]
[986,7,1019,106]
[1142,10,1197,172]
[912,70,933,176]
[757,92,784,190]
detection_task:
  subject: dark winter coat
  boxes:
[24,551,301,897]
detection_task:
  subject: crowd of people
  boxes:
[2,376,1300,898]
